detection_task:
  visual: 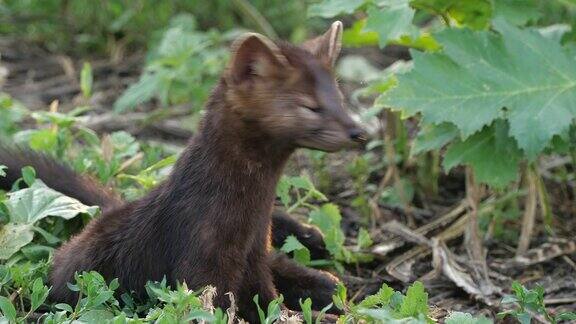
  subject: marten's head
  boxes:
[224,21,367,152]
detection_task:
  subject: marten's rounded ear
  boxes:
[226,33,290,85]
[301,21,343,67]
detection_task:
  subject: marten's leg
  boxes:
[173,251,246,313]
[269,252,341,314]
[237,248,279,322]
[271,209,329,260]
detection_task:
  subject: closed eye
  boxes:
[301,105,321,113]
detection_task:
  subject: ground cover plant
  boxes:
[0,0,575,323]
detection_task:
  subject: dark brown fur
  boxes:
[0,147,122,213]
[0,22,366,322]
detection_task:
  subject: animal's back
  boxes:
[49,198,173,302]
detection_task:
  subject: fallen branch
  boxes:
[371,200,467,257]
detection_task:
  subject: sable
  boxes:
[0,21,366,322]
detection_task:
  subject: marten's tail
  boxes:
[0,145,122,211]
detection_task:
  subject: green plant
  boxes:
[0,94,27,139]
[0,171,98,260]
[0,275,50,323]
[276,176,373,269]
[280,235,313,266]
[276,175,328,213]
[0,260,51,323]
[253,294,284,324]
[306,150,332,194]
[12,105,96,159]
[383,21,576,188]
[0,0,312,56]
[312,0,576,291]
[114,14,230,113]
[299,297,333,324]
[116,154,177,198]
[313,0,576,190]
[80,62,94,100]
[445,312,492,324]
[309,203,373,269]
[310,0,440,51]
[333,281,432,323]
[347,155,373,219]
[499,282,576,324]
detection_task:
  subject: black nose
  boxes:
[348,127,368,143]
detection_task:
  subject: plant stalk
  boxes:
[517,164,538,255]
[231,0,278,39]
[465,167,496,294]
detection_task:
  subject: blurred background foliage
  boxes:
[0,0,317,55]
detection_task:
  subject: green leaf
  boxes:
[299,298,313,324]
[517,312,532,324]
[382,21,576,159]
[0,166,6,178]
[80,62,93,99]
[411,122,459,156]
[30,278,50,312]
[0,181,98,259]
[315,303,333,324]
[0,296,16,322]
[445,312,493,324]
[443,122,522,188]
[114,73,160,112]
[21,166,36,186]
[357,228,373,249]
[364,3,416,48]
[399,281,428,318]
[141,155,177,173]
[6,180,98,224]
[254,295,267,324]
[54,303,73,313]
[276,176,292,208]
[556,312,576,321]
[21,244,53,261]
[493,0,540,26]
[380,178,415,207]
[356,309,404,322]
[280,236,311,265]
[33,226,61,244]
[309,204,345,258]
[411,0,493,29]
[0,94,27,137]
[27,129,58,152]
[253,295,284,324]
[78,310,115,323]
[342,19,380,47]
[358,283,395,307]
[308,0,366,18]
[392,33,441,51]
[188,310,217,322]
[0,223,34,260]
[500,295,518,304]
[332,282,347,310]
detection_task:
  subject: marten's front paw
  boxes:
[299,225,330,260]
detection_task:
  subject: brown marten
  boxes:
[0,21,367,322]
